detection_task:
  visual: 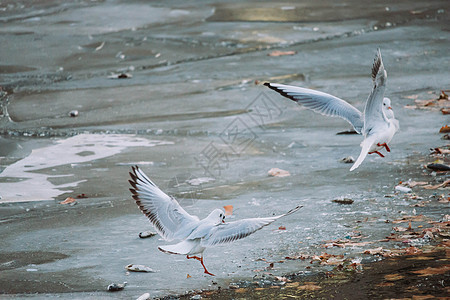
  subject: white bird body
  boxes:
[265,49,398,171]
[129,166,302,275]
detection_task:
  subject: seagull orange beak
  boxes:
[388,106,392,110]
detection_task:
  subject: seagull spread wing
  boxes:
[201,206,302,247]
[264,83,364,133]
[129,166,200,241]
[362,49,388,134]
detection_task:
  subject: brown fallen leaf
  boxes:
[297,283,321,291]
[411,265,450,276]
[438,90,449,100]
[223,205,233,216]
[376,282,395,287]
[423,179,450,189]
[60,197,76,204]
[384,273,404,281]
[268,50,297,57]
[364,247,384,255]
[278,226,286,230]
[392,215,428,223]
[404,246,422,255]
[440,125,450,133]
[268,168,290,177]
[404,181,428,188]
[186,274,192,279]
[393,226,408,232]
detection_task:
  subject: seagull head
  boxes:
[382,97,395,119]
[207,209,226,224]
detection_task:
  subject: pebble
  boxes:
[69,110,78,117]
[139,231,157,238]
[107,282,127,292]
[340,156,355,163]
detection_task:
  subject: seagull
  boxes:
[128,166,302,276]
[264,49,399,171]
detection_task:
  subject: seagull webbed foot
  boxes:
[369,151,385,157]
[377,143,390,152]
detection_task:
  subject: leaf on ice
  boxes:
[364,247,384,255]
[60,197,76,204]
[268,168,290,177]
[268,50,297,57]
[439,125,450,133]
[393,226,408,232]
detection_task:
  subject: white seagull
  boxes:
[265,49,399,170]
[128,166,302,276]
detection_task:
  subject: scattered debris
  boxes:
[395,185,412,193]
[186,177,215,186]
[278,226,286,230]
[426,163,450,172]
[187,274,192,279]
[297,283,322,290]
[404,90,450,111]
[412,265,450,277]
[108,73,132,79]
[59,197,77,205]
[332,198,354,205]
[336,130,359,135]
[107,282,127,292]
[430,147,450,154]
[268,50,297,57]
[139,231,157,239]
[136,293,151,300]
[439,125,450,133]
[340,156,355,164]
[125,264,157,273]
[438,90,449,100]
[223,205,233,216]
[76,193,88,198]
[423,179,450,189]
[268,168,290,177]
[402,181,428,188]
[95,41,105,51]
[69,110,78,117]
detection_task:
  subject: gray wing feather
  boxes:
[265,83,363,133]
[201,206,302,247]
[363,48,388,134]
[129,166,199,241]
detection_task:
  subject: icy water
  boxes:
[0,0,449,298]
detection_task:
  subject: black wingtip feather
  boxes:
[371,48,383,82]
[264,82,301,104]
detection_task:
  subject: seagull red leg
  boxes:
[377,143,391,152]
[186,255,215,276]
[368,151,385,157]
